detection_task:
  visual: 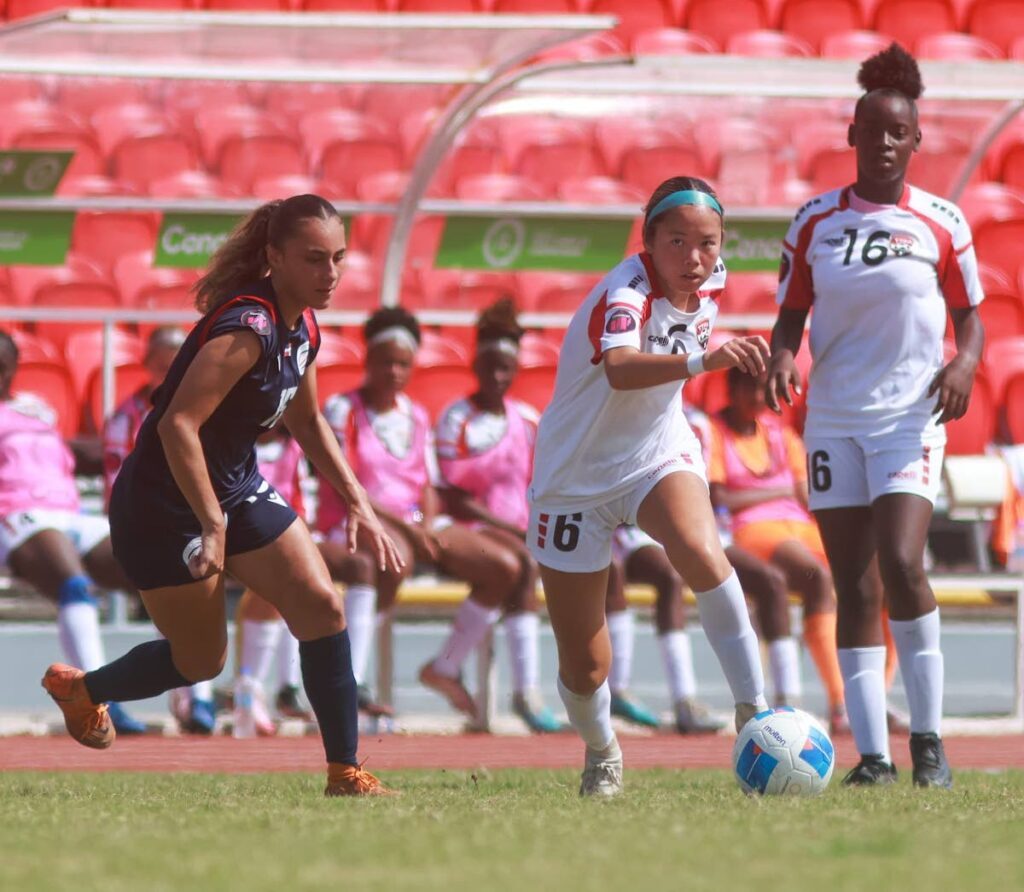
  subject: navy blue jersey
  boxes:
[125,277,320,518]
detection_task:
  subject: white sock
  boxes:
[432,598,502,679]
[658,630,697,702]
[557,676,616,752]
[277,629,302,688]
[889,609,944,735]
[607,609,635,694]
[57,602,105,672]
[241,619,283,685]
[839,646,890,761]
[191,680,213,701]
[344,584,377,685]
[767,637,802,703]
[504,611,540,695]
[696,571,768,708]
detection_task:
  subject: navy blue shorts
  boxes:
[110,475,298,591]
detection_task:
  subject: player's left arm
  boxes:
[283,365,404,572]
[929,216,986,425]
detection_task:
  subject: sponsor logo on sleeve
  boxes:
[242,310,270,335]
[606,310,636,334]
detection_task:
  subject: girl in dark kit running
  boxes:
[41,194,403,797]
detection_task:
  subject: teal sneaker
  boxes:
[610,691,660,728]
[512,691,566,733]
[106,701,146,735]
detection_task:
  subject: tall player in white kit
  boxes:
[528,176,771,797]
[767,45,984,788]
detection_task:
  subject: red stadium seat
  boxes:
[299,109,390,164]
[978,261,1015,295]
[420,270,518,310]
[996,141,1024,191]
[33,283,124,355]
[588,0,674,42]
[146,170,229,198]
[978,292,1024,343]
[958,183,1024,230]
[974,217,1024,284]
[985,336,1024,400]
[944,370,996,455]
[63,328,145,398]
[55,79,149,117]
[508,365,557,412]
[820,30,894,59]
[315,330,364,366]
[722,272,778,315]
[595,117,691,177]
[916,32,1002,60]
[91,100,165,156]
[807,147,856,193]
[315,364,364,408]
[6,256,106,306]
[360,85,451,130]
[619,141,710,194]
[433,135,504,197]
[1011,35,1024,60]
[518,332,561,368]
[717,151,795,206]
[510,138,603,196]
[494,0,571,10]
[5,0,94,21]
[113,252,197,306]
[1005,373,1024,443]
[71,212,161,271]
[726,30,814,57]
[263,84,354,123]
[873,0,960,51]
[454,174,547,201]
[407,366,478,421]
[779,0,864,53]
[10,330,60,362]
[11,361,79,438]
[516,272,600,313]
[632,27,719,54]
[968,0,1024,54]
[9,123,104,180]
[910,149,972,197]
[57,175,126,197]
[86,362,152,432]
[250,174,321,200]
[533,33,628,64]
[111,133,201,193]
[318,139,404,197]
[217,134,307,194]
[686,0,770,51]
[397,0,475,10]
[303,0,385,10]
[417,330,469,367]
[193,104,278,168]
[557,176,647,205]
[0,76,47,103]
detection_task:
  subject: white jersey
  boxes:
[530,252,725,509]
[777,184,984,442]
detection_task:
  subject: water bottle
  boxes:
[233,672,257,739]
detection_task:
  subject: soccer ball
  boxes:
[733,706,835,796]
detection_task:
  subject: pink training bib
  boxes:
[438,398,534,532]
[256,436,306,520]
[0,398,79,516]
[318,390,430,533]
[717,414,811,530]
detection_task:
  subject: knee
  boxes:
[750,564,789,606]
[177,648,227,683]
[560,657,609,697]
[876,546,927,596]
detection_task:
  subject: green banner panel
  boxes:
[155,213,243,269]
[0,151,73,198]
[435,216,632,272]
[0,211,75,265]
[721,219,788,273]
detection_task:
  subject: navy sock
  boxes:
[300,631,359,767]
[84,639,191,704]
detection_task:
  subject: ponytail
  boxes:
[192,194,340,314]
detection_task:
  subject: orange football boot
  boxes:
[41,663,115,750]
[325,762,396,797]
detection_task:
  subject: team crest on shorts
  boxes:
[242,310,270,334]
[695,318,710,348]
[889,232,916,256]
[606,310,636,334]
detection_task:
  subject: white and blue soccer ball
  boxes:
[733,706,835,796]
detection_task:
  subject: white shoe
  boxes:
[734,702,761,734]
[579,740,623,798]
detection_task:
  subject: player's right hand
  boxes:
[189,524,226,580]
[705,335,770,378]
[765,349,803,415]
[348,498,405,574]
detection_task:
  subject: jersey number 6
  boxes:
[553,513,583,552]
[809,450,832,492]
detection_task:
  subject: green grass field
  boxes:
[2,770,1023,892]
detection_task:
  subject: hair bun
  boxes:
[858,42,923,100]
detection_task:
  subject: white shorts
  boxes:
[0,509,110,565]
[803,432,945,511]
[528,450,706,573]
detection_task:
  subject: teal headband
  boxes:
[647,190,723,224]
